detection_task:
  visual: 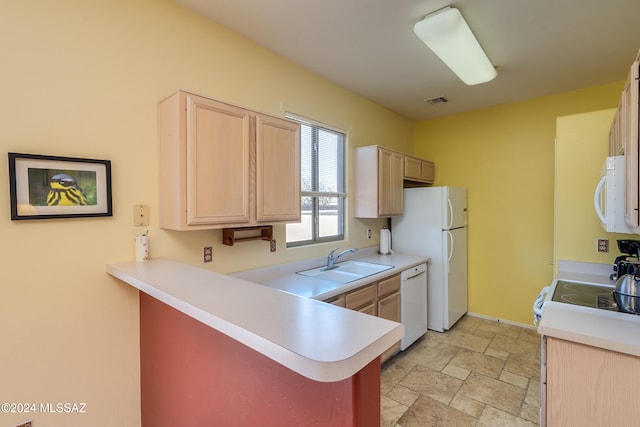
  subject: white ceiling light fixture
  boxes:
[414,6,497,85]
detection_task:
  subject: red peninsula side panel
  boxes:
[139,292,381,427]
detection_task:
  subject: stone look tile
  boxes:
[500,370,529,388]
[381,395,408,427]
[449,393,486,418]
[442,364,471,381]
[422,330,449,348]
[434,342,464,355]
[517,328,542,345]
[381,356,415,395]
[398,395,476,426]
[478,321,522,339]
[458,372,526,415]
[448,348,505,379]
[387,384,420,407]
[464,327,495,339]
[382,315,541,426]
[504,352,541,380]
[520,402,541,423]
[443,329,491,353]
[402,343,457,372]
[399,365,463,405]
[488,334,540,357]
[477,406,538,427]
[524,379,540,407]
[484,347,509,360]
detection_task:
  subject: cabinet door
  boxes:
[624,61,639,228]
[377,292,400,322]
[378,148,403,216]
[255,114,301,223]
[420,160,435,183]
[404,155,435,184]
[186,94,251,225]
[546,337,640,425]
[404,156,421,180]
[378,291,401,362]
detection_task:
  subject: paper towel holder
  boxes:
[379,228,392,255]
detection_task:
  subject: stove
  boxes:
[551,280,618,311]
[533,261,621,325]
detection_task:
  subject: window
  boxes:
[286,115,345,247]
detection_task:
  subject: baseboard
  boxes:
[466,311,537,330]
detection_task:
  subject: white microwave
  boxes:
[594,155,639,234]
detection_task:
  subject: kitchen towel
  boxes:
[136,232,150,262]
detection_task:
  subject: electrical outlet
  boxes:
[203,246,213,263]
[270,240,276,252]
[597,238,609,253]
[367,229,372,239]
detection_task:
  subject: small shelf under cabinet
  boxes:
[222,225,273,246]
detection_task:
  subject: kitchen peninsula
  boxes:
[106,258,405,426]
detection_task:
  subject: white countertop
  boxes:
[538,260,640,356]
[538,301,640,356]
[231,247,429,300]
[106,258,405,383]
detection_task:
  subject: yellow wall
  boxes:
[0,1,412,426]
[413,83,622,325]
[1,1,632,424]
[555,109,636,266]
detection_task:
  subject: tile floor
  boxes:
[381,315,541,426]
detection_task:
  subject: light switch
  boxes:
[133,204,150,226]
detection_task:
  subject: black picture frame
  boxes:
[8,152,112,220]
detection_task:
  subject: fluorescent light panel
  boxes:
[414,7,497,85]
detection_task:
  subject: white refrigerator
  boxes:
[391,186,468,332]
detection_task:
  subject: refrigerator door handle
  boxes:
[446,230,453,273]
[447,198,454,229]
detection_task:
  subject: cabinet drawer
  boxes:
[324,294,346,307]
[346,284,376,311]
[378,274,400,299]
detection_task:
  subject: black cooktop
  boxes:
[551,280,618,311]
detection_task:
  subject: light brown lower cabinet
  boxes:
[325,274,401,363]
[544,336,640,426]
[324,294,346,307]
[346,284,377,315]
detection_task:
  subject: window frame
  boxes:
[285,113,346,248]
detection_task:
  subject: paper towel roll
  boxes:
[380,228,391,255]
[136,234,149,262]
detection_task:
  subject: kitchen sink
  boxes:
[296,261,393,284]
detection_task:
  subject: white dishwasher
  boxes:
[400,262,428,350]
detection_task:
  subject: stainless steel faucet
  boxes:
[326,247,358,270]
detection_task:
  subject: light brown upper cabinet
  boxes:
[158,90,300,230]
[404,155,435,184]
[354,145,404,218]
[623,59,639,228]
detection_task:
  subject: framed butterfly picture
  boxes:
[8,152,112,220]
